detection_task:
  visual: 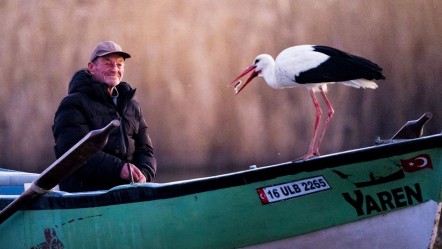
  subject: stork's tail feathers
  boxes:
[341,79,379,89]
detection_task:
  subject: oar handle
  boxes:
[0,120,120,224]
[35,120,120,190]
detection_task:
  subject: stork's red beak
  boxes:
[229,65,259,94]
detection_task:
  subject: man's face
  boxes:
[88,54,125,89]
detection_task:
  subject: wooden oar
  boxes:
[0,119,120,224]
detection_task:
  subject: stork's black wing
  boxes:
[295,45,385,84]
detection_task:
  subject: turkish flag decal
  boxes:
[400,154,433,172]
[257,188,269,205]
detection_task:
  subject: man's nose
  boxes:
[109,63,119,71]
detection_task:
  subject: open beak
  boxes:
[229,65,259,94]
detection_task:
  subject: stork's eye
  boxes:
[254,59,261,64]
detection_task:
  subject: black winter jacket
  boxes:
[53,69,157,192]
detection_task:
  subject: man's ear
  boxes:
[87,61,94,72]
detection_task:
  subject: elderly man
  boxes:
[53,41,157,192]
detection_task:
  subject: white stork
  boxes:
[230,45,385,161]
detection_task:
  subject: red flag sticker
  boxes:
[257,188,269,205]
[400,154,433,173]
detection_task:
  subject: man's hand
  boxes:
[120,163,147,183]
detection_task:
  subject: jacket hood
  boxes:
[68,69,95,94]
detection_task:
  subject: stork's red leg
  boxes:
[295,89,322,161]
[314,86,335,153]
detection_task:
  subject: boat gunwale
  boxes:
[1,133,441,211]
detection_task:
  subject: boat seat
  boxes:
[0,169,39,195]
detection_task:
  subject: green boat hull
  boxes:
[1,134,442,248]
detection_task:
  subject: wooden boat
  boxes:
[1,116,442,249]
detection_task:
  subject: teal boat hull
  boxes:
[1,134,442,248]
